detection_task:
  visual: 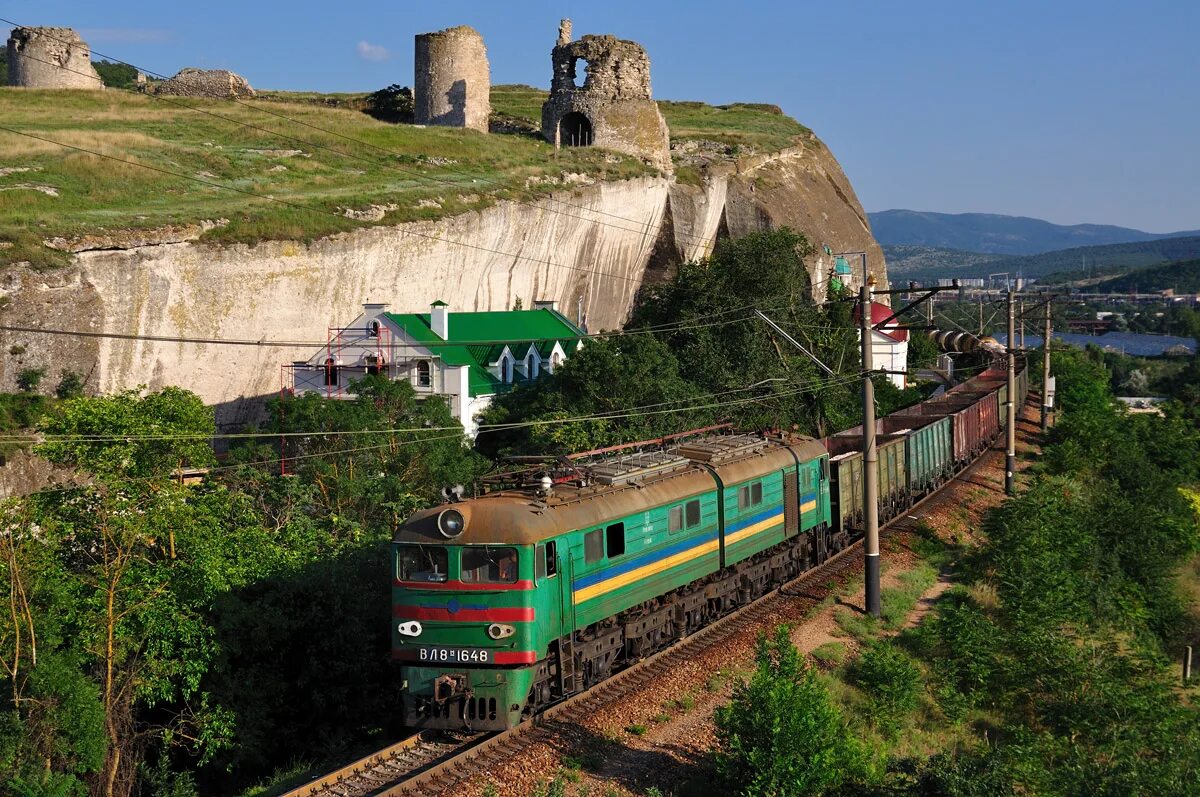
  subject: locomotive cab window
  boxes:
[606,523,625,558]
[395,544,448,583]
[685,499,701,528]
[461,546,518,583]
[584,529,603,564]
[536,541,558,580]
[668,506,684,533]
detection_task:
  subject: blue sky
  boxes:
[7,0,1198,231]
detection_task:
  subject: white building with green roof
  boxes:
[290,300,585,437]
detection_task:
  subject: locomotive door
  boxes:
[558,544,576,641]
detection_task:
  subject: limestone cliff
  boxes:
[666,139,887,300]
[0,138,883,426]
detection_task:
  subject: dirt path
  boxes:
[458,402,1045,797]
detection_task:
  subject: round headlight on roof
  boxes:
[436,508,466,539]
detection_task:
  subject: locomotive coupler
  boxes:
[433,673,472,704]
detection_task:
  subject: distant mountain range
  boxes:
[884,236,1200,283]
[870,210,1200,256]
[1093,259,1200,294]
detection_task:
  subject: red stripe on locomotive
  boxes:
[393,605,535,622]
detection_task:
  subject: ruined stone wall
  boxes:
[6,27,102,89]
[414,26,490,133]
[153,68,255,98]
[541,28,671,171]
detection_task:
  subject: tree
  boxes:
[55,370,84,400]
[714,626,866,796]
[3,388,276,797]
[630,228,862,436]
[91,61,138,90]
[364,84,414,123]
[258,375,484,541]
[475,334,711,458]
[36,386,215,481]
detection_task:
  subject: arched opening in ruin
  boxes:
[560,112,593,147]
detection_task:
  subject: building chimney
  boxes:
[362,302,388,325]
[430,300,449,339]
[534,299,558,312]
[558,18,572,46]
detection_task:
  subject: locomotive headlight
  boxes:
[486,623,515,640]
[436,508,466,539]
[397,620,423,637]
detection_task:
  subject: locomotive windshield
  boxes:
[395,544,449,583]
[461,546,519,584]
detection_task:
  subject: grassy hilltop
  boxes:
[0,84,811,269]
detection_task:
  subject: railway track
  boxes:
[283,438,1003,797]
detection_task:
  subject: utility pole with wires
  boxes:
[860,274,881,618]
[1005,290,1017,496]
[1042,299,1053,431]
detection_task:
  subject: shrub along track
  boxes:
[282,401,1040,797]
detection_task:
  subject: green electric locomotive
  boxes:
[392,433,834,731]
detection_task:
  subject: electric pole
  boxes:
[978,296,984,335]
[1005,290,1016,496]
[1042,299,1052,432]
[861,272,880,618]
[1018,298,1025,349]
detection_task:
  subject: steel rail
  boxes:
[286,400,1026,797]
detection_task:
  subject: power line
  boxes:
[0,372,866,445]
[0,20,722,251]
[0,300,803,350]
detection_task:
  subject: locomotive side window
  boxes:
[606,523,625,558]
[738,481,764,510]
[461,546,518,583]
[584,529,603,564]
[536,541,558,580]
[395,544,448,583]
[685,499,701,528]
[668,506,684,533]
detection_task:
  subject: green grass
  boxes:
[0,85,815,269]
[879,562,939,631]
[0,86,650,268]
[810,641,849,667]
[625,722,649,736]
[490,85,815,155]
[658,100,813,152]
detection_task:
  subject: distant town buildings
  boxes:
[289,301,585,437]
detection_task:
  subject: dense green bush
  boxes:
[849,641,922,737]
[714,626,867,796]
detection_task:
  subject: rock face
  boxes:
[667,141,888,300]
[541,23,671,171]
[0,137,885,426]
[414,26,490,132]
[6,27,103,89]
[153,68,255,98]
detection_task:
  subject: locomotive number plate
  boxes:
[416,646,492,664]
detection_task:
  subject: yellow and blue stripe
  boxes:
[572,496,817,606]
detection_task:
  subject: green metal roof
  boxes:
[382,308,583,397]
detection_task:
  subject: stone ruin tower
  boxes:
[413,25,490,133]
[540,19,671,171]
[6,27,103,89]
